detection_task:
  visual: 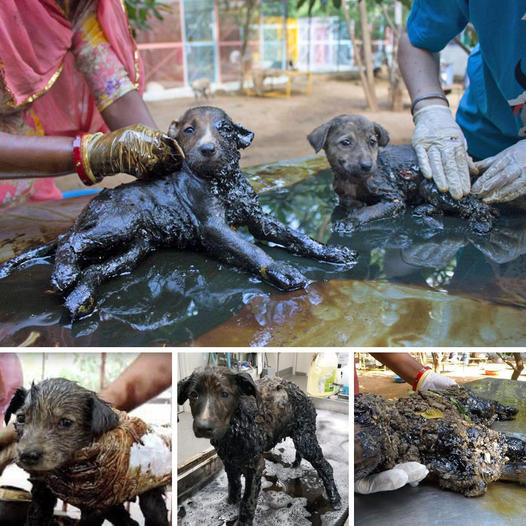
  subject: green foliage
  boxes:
[124,0,172,34]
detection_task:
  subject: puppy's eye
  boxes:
[183,126,195,135]
[16,414,25,424]
[58,418,73,429]
[369,138,377,147]
[189,390,199,400]
[221,391,230,399]
[340,139,352,147]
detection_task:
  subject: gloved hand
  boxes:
[471,140,526,203]
[79,124,184,183]
[355,462,429,494]
[419,371,457,391]
[412,105,477,200]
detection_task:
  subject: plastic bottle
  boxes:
[307,352,339,397]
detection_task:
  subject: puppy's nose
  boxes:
[195,420,214,437]
[199,143,216,157]
[20,449,42,465]
[360,161,373,172]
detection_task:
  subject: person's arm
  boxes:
[0,133,74,179]
[398,31,475,201]
[370,352,456,391]
[398,32,445,114]
[99,353,172,412]
[101,89,157,130]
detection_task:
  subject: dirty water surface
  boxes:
[1,158,526,346]
[178,408,348,526]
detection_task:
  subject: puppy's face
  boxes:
[178,367,258,441]
[308,115,390,182]
[4,378,119,473]
[168,106,254,178]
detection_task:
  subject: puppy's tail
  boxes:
[0,240,58,279]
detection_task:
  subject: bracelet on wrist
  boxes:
[412,366,432,391]
[410,93,449,115]
[73,134,101,186]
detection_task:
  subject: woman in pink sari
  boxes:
[0,0,181,208]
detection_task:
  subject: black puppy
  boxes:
[5,378,168,526]
[308,114,498,233]
[0,106,356,320]
[178,367,340,526]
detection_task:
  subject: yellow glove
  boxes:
[76,124,184,184]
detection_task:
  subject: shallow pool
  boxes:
[1,158,526,346]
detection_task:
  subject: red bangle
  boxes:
[412,366,431,391]
[73,134,94,186]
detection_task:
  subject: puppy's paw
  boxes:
[51,261,81,293]
[319,245,358,265]
[65,283,96,321]
[261,262,309,291]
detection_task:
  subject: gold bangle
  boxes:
[81,133,103,184]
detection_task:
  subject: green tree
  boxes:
[124,0,172,35]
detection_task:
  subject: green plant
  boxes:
[124,0,172,34]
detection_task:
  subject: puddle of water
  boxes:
[2,163,526,345]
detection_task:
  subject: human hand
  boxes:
[419,371,457,391]
[0,423,17,475]
[81,124,184,182]
[355,462,429,494]
[412,105,477,200]
[471,140,526,203]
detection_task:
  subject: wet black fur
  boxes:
[0,107,356,321]
[178,367,340,526]
[308,114,499,234]
[4,378,168,526]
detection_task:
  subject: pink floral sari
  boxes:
[0,0,144,207]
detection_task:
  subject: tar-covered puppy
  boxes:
[0,106,356,321]
[178,367,341,526]
[5,378,168,526]
[308,114,498,234]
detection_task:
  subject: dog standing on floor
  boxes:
[308,114,498,233]
[178,367,341,526]
[4,378,169,526]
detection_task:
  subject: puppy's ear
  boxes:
[177,375,193,405]
[4,387,27,425]
[373,122,390,147]
[168,120,179,139]
[234,123,254,149]
[307,121,333,153]
[89,396,119,436]
[235,373,260,405]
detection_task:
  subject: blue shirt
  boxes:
[407,1,526,159]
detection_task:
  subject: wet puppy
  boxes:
[0,106,356,321]
[5,378,168,526]
[308,114,498,233]
[178,367,340,526]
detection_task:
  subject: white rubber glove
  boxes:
[355,462,429,494]
[412,105,477,200]
[471,140,526,203]
[419,371,457,391]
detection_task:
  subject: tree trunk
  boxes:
[358,0,378,110]
[382,3,404,111]
[497,352,524,380]
[239,1,256,93]
[342,1,377,111]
